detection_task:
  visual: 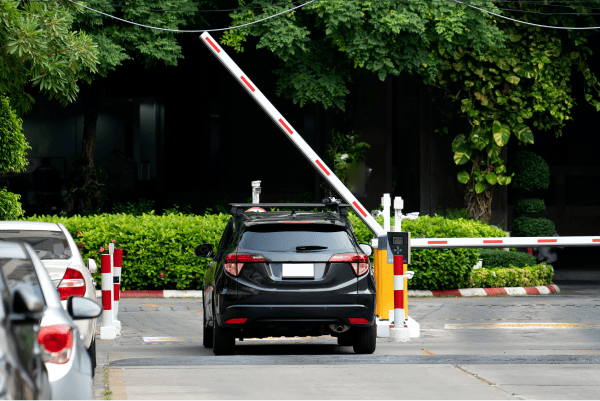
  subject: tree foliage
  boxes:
[0,0,99,115]
[432,2,600,221]
[72,0,212,78]
[221,0,504,113]
[0,94,28,220]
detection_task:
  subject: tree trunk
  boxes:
[81,80,104,168]
[465,156,494,222]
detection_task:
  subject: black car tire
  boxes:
[352,325,376,354]
[203,301,213,348]
[337,336,353,346]
[212,310,235,355]
[87,335,97,376]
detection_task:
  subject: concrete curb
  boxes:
[95,290,203,299]
[407,284,560,297]
[95,284,559,299]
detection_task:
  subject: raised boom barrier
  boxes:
[199,32,385,238]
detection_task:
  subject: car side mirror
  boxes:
[194,243,214,258]
[87,258,97,274]
[66,297,102,320]
[12,287,45,319]
[359,243,373,257]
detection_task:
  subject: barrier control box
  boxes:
[386,232,411,265]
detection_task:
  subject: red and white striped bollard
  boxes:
[113,248,122,318]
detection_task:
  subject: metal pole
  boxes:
[252,181,261,204]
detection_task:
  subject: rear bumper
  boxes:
[219,304,375,326]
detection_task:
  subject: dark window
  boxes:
[0,230,72,260]
[238,224,356,253]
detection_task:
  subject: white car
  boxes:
[0,221,99,372]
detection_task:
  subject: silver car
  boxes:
[11,241,101,399]
[0,222,98,372]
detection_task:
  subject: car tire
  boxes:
[337,336,353,346]
[203,301,213,348]
[212,314,235,355]
[352,325,376,354]
[87,336,97,376]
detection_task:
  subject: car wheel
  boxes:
[352,325,376,354]
[212,312,235,355]
[202,301,213,348]
[87,335,97,375]
[337,336,353,347]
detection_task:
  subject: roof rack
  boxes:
[229,202,350,217]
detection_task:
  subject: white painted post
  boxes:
[382,194,391,233]
[252,181,261,204]
[394,196,403,233]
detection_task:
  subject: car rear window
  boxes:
[0,247,45,302]
[0,230,72,260]
[238,224,356,252]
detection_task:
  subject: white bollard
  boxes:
[100,254,118,339]
[108,244,121,332]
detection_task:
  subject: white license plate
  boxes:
[282,264,314,279]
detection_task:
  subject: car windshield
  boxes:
[0,230,72,260]
[0,245,45,302]
[238,224,356,253]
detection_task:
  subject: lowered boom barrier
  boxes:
[200,32,384,238]
[411,236,600,249]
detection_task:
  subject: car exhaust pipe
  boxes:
[329,323,350,334]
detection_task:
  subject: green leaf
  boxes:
[514,123,534,144]
[492,121,510,146]
[457,171,470,184]
[475,182,488,194]
[505,75,520,85]
[495,164,507,174]
[453,147,472,165]
[485,172,497,185]
[451,134,467,152]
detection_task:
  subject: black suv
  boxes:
[195,202,376,355]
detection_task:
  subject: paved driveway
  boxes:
[94,288,600,400]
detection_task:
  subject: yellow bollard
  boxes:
[374,248,394,320]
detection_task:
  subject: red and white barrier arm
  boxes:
[412,236,600,249]
[199,32,385,237]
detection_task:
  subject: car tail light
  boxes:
[329,254,370,276]
[57,268,86,300]
[226,318,247,324]
[224,254,266,276]
[349,318,369,324]
[38,325,74,364]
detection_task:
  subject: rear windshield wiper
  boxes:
[296,245,328,251]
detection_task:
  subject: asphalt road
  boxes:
[94,285,600,400]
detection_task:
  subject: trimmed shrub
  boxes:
[24,213,230,290]
[514,198,545,215]
[511,216,555,237]
[477,249,537,269]
[470,263,554,288]
[0,187,24,220]
[510,151,550,191]
[349,213,507,290]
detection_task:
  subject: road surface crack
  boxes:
[455,365,523,399]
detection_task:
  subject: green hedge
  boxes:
[477,249,537,269]
[510,151,550,191]
[470,263,553,288]
[24,213,230,290]
[511,216,555,237]
[24,211,508,291]
[514,198,545,215]
[349,213,508,290]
